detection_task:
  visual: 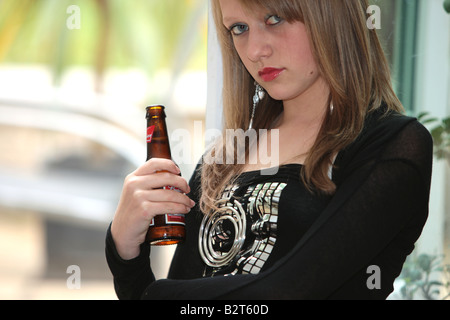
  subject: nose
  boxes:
[246,28,273,63]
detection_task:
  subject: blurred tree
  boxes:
[0,0,207,93]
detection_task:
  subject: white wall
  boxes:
[414,0,450,256]
[206,0,223,132]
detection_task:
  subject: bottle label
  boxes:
[149,214,185,226]
[165,214,185,225]
[149,185,186,226]
[147,125,155,143]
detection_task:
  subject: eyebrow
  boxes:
[222,16,239,27]
[222,10,273,27]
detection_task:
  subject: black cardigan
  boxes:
[105,107,433,300]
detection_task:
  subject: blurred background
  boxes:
[0,0,207,299]
[0,0,448,299]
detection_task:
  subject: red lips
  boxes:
[258,67,285,82]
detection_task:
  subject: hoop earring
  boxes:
[248,82,265,130]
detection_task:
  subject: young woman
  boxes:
[106,0,433,299]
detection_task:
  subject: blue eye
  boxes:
[229,23,249,36]
[265,15,283,25]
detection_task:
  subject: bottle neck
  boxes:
[146,116,171,160]
[146,105,166,119]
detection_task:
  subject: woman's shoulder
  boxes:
[350,106,431,153]
[333,106,433,183]
[365,107,432,151]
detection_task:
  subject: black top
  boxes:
[105,107,433,300]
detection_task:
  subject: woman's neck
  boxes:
[241,77,331,173]
[277,76,330,130]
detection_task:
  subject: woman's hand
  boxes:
[110,158,195,260]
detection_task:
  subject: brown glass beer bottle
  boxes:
[145,105,186,245]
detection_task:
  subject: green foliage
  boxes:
[399,113,450,300]
[0,0,207,88]
[399,253,450,300]
[444,0,450,13]
[417,112,450,165]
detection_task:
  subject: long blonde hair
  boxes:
[199,0,403,213]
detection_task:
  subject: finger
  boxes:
[135,158,180,176]
[150,173,191,194]
[138,197,193,222]
[147,201,193,218]
[127,172,190,194]
[138,189,195,209]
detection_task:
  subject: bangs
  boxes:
[240,0,304,23]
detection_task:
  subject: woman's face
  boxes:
[219,0,327,105]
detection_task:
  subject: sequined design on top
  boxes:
[199,182,287,276]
